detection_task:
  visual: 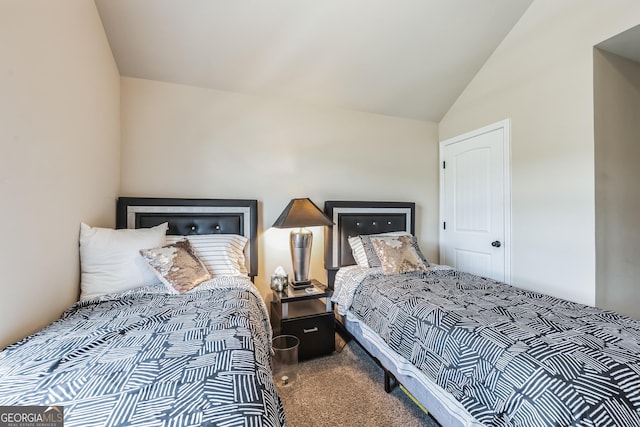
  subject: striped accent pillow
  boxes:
[348,236,370,267]
[165,234,249,277]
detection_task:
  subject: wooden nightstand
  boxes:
[270,279,335,361]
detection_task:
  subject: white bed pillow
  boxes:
[165,234,249,277]
[79,222,168,301]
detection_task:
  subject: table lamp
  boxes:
[272,198,333,286]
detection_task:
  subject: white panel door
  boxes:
[440,120,511,283]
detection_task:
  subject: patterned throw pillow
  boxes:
[140,239,212,294]
[361,233,429,268]
[370,235,430,275]
[361,232,409,267]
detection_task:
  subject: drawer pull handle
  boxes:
[303,327,318,334]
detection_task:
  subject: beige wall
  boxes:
[120,77,439,298]
[439,1,640,305]
[594,49,640,319]
[0,1,120,348]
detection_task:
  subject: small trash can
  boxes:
[272,334,299,388]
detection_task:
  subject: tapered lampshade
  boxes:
[272,198,334,229]
[272,198,333,286]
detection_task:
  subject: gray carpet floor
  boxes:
[277,334,442,427]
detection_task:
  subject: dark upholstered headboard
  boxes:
[116,197,258,278]
[324,201,415,287]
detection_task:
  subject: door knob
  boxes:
[491,240,501,248]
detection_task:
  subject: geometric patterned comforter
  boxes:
[334,267,640,426]
[0,278,286,427]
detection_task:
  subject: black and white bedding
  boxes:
[333,266,640,426]
[0,278,286,427]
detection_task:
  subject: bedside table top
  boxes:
[272,279,332,303]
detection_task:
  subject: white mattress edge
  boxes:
[343,312,483,427]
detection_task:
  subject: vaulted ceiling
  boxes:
[597,24,640,63]
[95,0,533,122]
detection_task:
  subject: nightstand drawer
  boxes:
[281,312,334,360]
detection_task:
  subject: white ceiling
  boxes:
[95,0,533,122]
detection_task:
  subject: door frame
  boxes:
[439,119,512,284]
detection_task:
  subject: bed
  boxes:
[324,200,640,427]
[0,197,286,427]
